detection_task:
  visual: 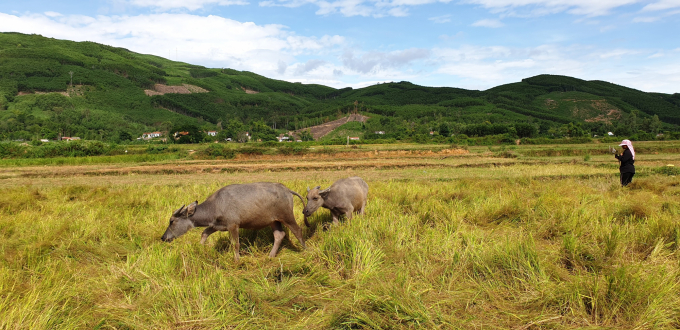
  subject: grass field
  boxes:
[2,142,680,329]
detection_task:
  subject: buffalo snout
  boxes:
[160,231,176,242]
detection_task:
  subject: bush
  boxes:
[0,140,120,158]
[521,137,593,145]
[653,166,680,176]
[0,142,27,158]
[201,144,236,159]
[146,145,168,154]
[278,145,307,155]
[238,146,267,155]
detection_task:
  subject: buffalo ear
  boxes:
[173,205,186,216]
[315,185,321,190]
[307,186,310,192]
[187,201,198,216]
[319,187,331,198]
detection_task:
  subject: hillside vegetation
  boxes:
[1,32,679,144]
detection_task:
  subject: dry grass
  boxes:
[2,147,680,329]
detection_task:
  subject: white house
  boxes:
[349,137,360,141]
[374,131,385,135]
[207,131,217,136]
[142,132,162,139]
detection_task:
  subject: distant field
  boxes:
[1,142,680,329]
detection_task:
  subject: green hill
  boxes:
[1,32,678,143]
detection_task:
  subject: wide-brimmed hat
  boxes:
[618,140,635,159]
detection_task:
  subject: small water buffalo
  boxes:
[161,182,306,261]
[302,176,369,225]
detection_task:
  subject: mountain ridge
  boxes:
[1,32,678,142]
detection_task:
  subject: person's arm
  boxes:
[618,149,632,163]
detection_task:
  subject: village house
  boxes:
[173,131,189,138]
[349,137,360,141]
[61,137,81,141]
[206,131,217,136]
[142,132,162,140]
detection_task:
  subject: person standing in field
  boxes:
[615,139,635,186]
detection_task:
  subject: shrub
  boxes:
[237,146,266,155]
[278,145,306,155]
[653,165,680,176]
[201,144,236,159]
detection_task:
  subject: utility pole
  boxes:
[69,71,73,87]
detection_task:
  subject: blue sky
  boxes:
[1,0,679,93]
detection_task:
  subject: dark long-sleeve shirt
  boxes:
[615,149,635,173]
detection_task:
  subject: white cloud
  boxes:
[598,25,617,32]
[0,12,344,78]
[387,7,410,17]
[293,59,326,75]
[461,0,641,17]
[126,0,248,11]
[277,60,288,74]
[429,14,451,23]
[471,18,504,27]
[259,0,448,17]
[44,11,62,17]
[598,49,643,59]
[633,16,661,22]
[439,32,464,40]
[430,44,680,93]
[341,48,431,74]
[258,0,646,17]
[642,0,680,11]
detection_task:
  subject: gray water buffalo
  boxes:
[302,176,369,225]
[161,182,306,261]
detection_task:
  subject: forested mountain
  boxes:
[1,32,678,143]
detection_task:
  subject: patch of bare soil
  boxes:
[544,99,558,109]
[295,114,369,140]
[563,98,621,124]
[584,100,621,124]
[242,87,259,94]
[144,84,209,96]
[18,90,67,97]
[17,85,93,98]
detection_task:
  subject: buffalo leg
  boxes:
[228,225,240,262]
[344,206,355,221]
[331,211,340,225]
[269,222,286,258]
[200,227,217,244]
[358,201,366,215]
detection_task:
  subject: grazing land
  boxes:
[2,142,680,329]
